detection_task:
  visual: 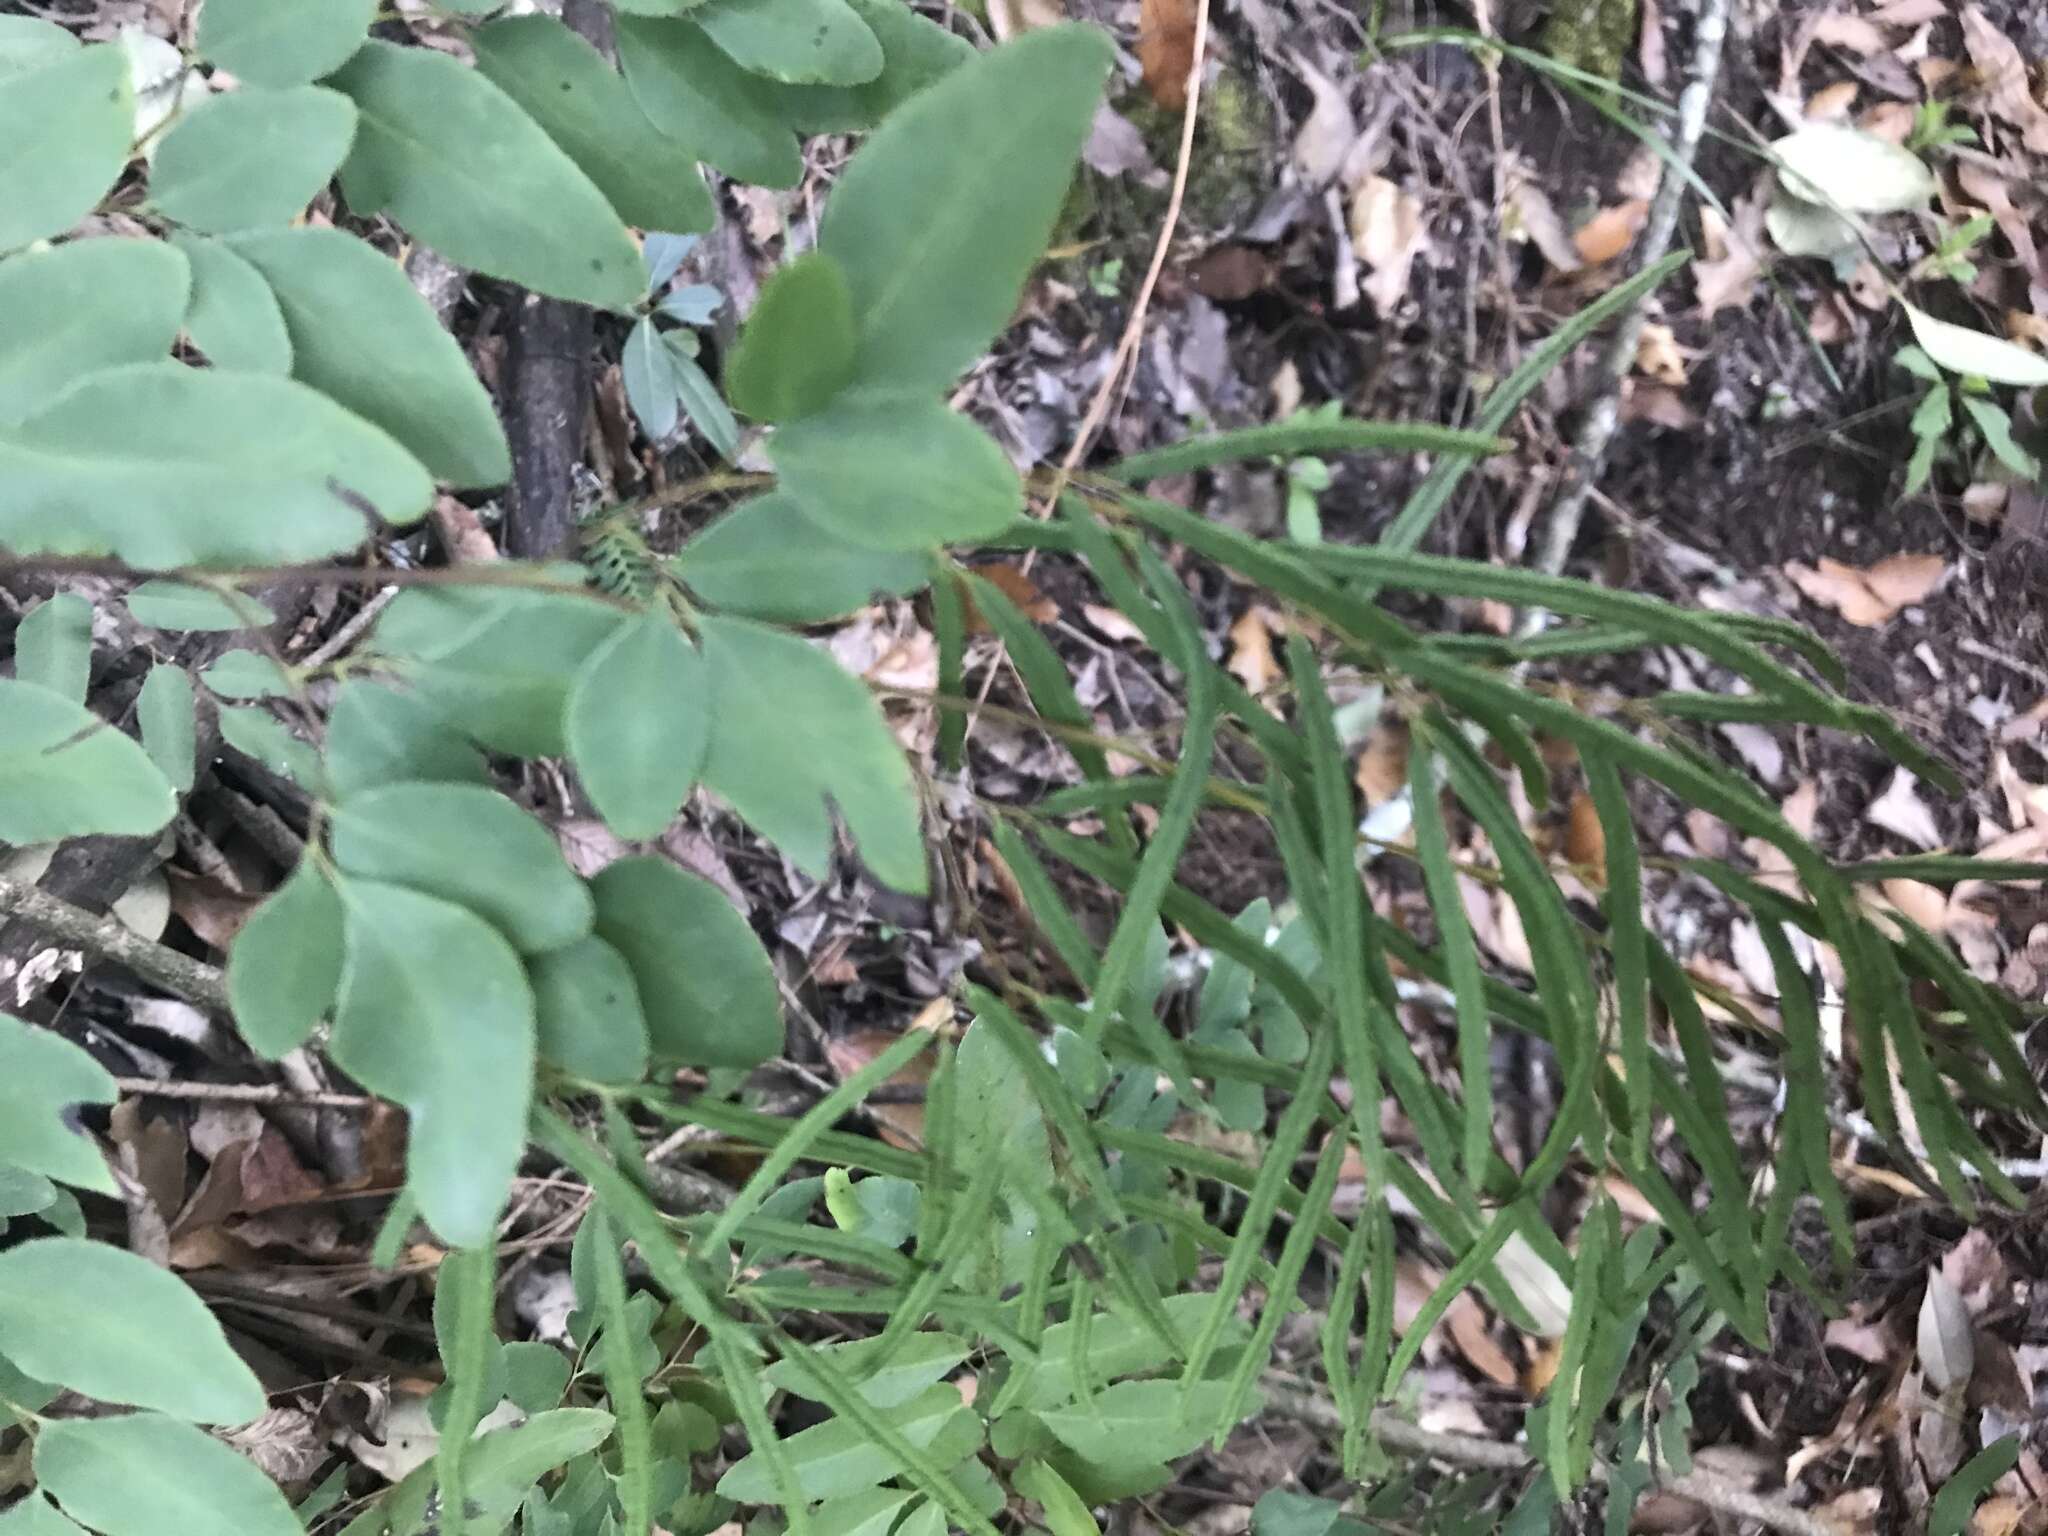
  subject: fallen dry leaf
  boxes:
[1812,11,1887,53]
[1621,380,1700,429]
[976,562,1056,623]
[1881,877,1949,931]
[1566,789,1607,883]
[1870,0,1945,21]
[986,0,1064,40]
[1960,4,2048,153]
[1081,602,1147,644]
[824,1029,932,1150]
[1349,175,1428,319]
[1443,1296,1520,1388]
[1227,607,1280,692]
[1805,79,1862,120]
[1859,100,1916,142]
[1867,768,1944,849]
[1290,53,1357,187]
[1785,553,1944,626]
[1634,322,1687,385]
[1573,198,1648,265]
[1137,0,1198,111]
[1692,184,1768,319]
[1354,719,1410,805]
[1507,173,1583,274]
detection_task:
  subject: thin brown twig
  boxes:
[0,874,230,1014]
[113,1076,375,1110]
[1259,1378,1846,1536]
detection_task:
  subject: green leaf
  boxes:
[0,239,188,425]
[462,1409,617,1529]
[842,0,972,117]
[197,0,375,86]
[332,878,535,1247]
[811,1491,917,1536]
[588,856,779,1069]
[774,391,1020,549]
[0,45,134,253]
[14,594,91,703]
[36,1413,299,1536]
[167,232,292,373]
[502,1342,572,1414]
[149,86,357,231]
[324,679,488,799]
[1110,418,1512,482]
[201,648,293,700]
[217,706,322,791]
[764,1333,968,1411]
[674,491,928,623]
[698,613,925,893]
[665,339,740,461]
[0,681,175,843]
[717,1383,978,1503]
[0,17,77,76]
[0,1238,266,1421]
[1961,395,2040,478]
[617,17,803,188]
[471,15,714,235]
[128,579,277,631]
[330,782,593,955]
[0,1495,83,1536]
[624,316,682,442]
[695,0,882,85]
[230,226,511,488]
[0,1014,115,1195]
[584,1211,655,1536]
[530,935,650,1085]
[1038,1380,1250,1464]
[1009,1294,1234,1411]
[1015,1459,1102,1536]
[818,23,1111,388]
[727,252,858,422]
[0,363,431,568]
[1929,1435,2020,1536]
[227,861,345,1058]
[137,664,196,794]
[1904,303,2048,386]
[330,41,646,310]
[373,583,621,757]
[565,611,711,840]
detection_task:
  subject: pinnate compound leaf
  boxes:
[0,1238,266,1421]
[698,614,926,893]
[324,680,487,799]
[1905,303,2048,386]
[623,316,680,442]
[216,706,322,791]
[617,17,804,188]
[726,251,857,422]
[695,0,882,85]
[0,364,431,569]
[471,15,714,235]
[15,594,91,703]
[0,1495,83,1536]
[36,1413,298,1536]
[674,491,929,623]
[197,0,375,85]
[664,338,740,461]
[0,1014,116,1194]
[0,681,175,843]
[127,579,277,631]
[819,23,1112,388]
[167,232,292,373]
[227,861,345,1059]
[137,663,195,794]
[332,879,536,1248]
[0,45,134,253]
[530,936,650,1085]
[231,227,510,487]
[201,648,293,700]
[149,86,357,232]
[773,392,1020,550]
[841,0,974,119]
[589,856,779,1069]
[330,41,645,310]
[0,239,188,426]
[565,611,711,841]
[330,783,593,955]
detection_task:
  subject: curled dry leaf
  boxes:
[1860,100,1917,143]
[1290,52,1357,188]
[1081,602,1147,645]
[1812,11,1888,53]
[1572,198,1648,265]
[1692,184,1769,319]
[1227,607,1280,693]
[1867,768,1944,850]
[1354,718,1410,806]
[1960,4,2048,153]
[1137,0,1198,111]
[1505,167,1583,274]
[1634,322,1688,385]
[1785,552,1944,626]
[976,562,1057,624]
[1349,175,1428,319]
[1805,79,1862,120]
[1565,789,1606,884]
